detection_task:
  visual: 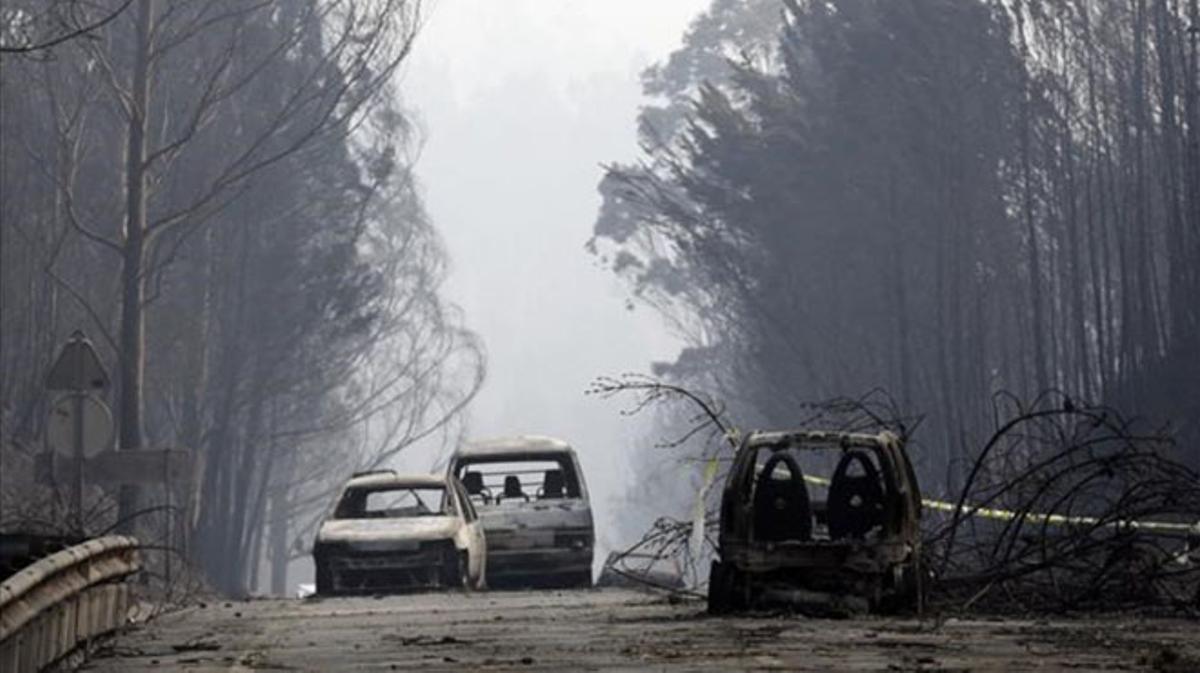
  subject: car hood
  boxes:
[317,516,460,545]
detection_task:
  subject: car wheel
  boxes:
[728,564,750,611]
[473,554,488,590]
[707,560,729,614]
[315,560,333,596]
[563,570,591,589]
[880,558,920,614]
[441,550,469,589]
[458,552,472,590]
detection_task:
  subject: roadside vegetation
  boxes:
[0,0,483,596]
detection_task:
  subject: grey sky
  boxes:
[398,0,708,555]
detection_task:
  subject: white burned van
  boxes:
[447,436,594,588]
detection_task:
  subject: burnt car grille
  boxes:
[321,540,455,592]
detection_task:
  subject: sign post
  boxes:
[41,330,193,568]
[46,330,111,535]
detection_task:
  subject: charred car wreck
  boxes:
[448,436,594,588]
[313,471,486,595]
[708,430,922,615]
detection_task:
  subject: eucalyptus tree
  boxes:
[595,0,1022,480]
[2,0,487,592]
[594,0,1200,486]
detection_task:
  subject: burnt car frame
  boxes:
[708,430,922,614]
[313,471,486,595]
[447,436,594,588]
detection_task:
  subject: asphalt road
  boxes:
[84,588,1199,671]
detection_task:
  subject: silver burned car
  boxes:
[312,471,486,595]
[447,436,594,588]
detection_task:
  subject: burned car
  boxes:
[708,430,921,615]
[313,471,486,595]
[447,436,594,588]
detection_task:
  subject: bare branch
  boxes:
[0,0,135,54]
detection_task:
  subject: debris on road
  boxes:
[83,589,1200,671]
[927,392,1200,614]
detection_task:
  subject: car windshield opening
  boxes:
[334,486,449,519]
[455,456,581,504]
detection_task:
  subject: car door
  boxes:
[451,478,486,583]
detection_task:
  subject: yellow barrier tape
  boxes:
[800,474,1197,534]
[690,457,721,557]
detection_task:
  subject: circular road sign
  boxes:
[46,394,114,457]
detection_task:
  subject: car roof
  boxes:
[344,471,448,490]
[453,435,575,458]
[746,429,900,449]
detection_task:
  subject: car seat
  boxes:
[753,452,813,542]
[462,471,491,503]
[827,450,886,539]
[502,475,528,503]
[540,469,565,499]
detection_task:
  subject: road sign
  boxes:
[39,449,195,486]
[46,394,113,457]
[45,330,112,535]
[88,449,195,486]
[46,330,109,391]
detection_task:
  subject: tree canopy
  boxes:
[1,0,482,593]
[593,0,1200,486]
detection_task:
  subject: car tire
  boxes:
[315,560,333,596]
[729,565,749,611]
[707,560,730,614]
[709,560,750,613]
[441,550,470,590]
[879,558,920,614]
[458,552,472,590]
[565,570,592,589]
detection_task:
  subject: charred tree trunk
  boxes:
[267,478,290,596]
[1015,3,1049,397]
[116,0,153,531]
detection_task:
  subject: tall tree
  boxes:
[594,0,1200,491]
[2,0,485,592]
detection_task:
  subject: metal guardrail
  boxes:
[0,535,140,673]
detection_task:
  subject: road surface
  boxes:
[84,588,1198,671]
